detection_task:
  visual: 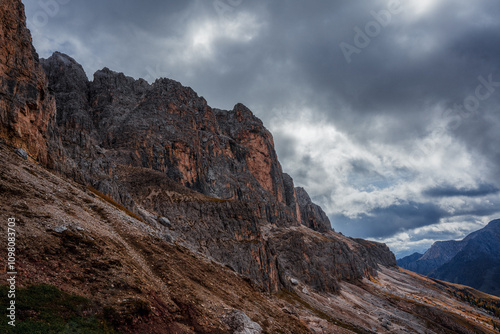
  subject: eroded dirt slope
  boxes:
[0,145,310,333]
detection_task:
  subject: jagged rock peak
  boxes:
[43,52,152,95]
[216,103,264,127]
[152,76,184,87]
[295,187,333,232]
[150,77,208,107]
[94,66,133,82]
[47,51,85,70]
[233,102,256,118]
[42,52,89,92]
[93,66,149,91]
[150,77,200,96]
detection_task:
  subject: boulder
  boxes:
[223,310,262,334]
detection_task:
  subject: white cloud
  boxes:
[271,106,500,252]
[407,0,440,16]
[375,217,488,258]
[191,12,261,56]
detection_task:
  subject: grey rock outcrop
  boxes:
[53,226,67,233]
[295,187,333,232]
[158,217,171,228]
[15,148,28,159]
[224,310,262,334]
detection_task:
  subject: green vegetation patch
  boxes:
[0,284,115,333]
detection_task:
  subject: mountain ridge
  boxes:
[398,219,500,296]
[39,49,396,294]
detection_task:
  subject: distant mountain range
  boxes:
[398,219,500,296]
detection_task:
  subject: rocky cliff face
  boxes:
[42,53,301,227]
[38,51,396,294]
[0,0,55,164]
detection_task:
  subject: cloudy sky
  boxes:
[24,0,500,257]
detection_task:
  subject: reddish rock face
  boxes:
[41,55,301,229]
[0,0,55,164]
[215,103,285,204]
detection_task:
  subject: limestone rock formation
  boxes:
[36,51,397,294]
[41,53,300,227]
[295,187,333,232]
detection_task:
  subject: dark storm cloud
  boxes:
[333,194,500,240]
[450,104,500,181]
[23,0,500,251]
[349,159,375,176]
[423,183,500,198]
[333,201,447,239]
